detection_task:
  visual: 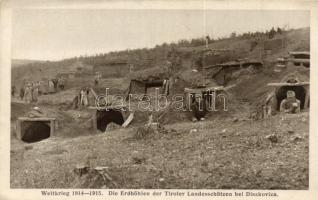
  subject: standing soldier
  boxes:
[11,86,16,97]
[32,82,39,102]
[80,88,89,108]
[165,60,173,73]
[58,77,66,90]
[20,85,24,100]
[94,72,101,85]
[24,83,32,104]
[190,93,208,122]
[38,81,42,95]
[52,78,58,91]
[48,79,55,93]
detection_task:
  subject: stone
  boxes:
[265,134,278,143]
[292,135,303,142]
[190,129,198,133]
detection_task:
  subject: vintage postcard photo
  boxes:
[1,0,318,199]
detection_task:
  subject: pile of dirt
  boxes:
[134,123,169,140]
[11,102,33,121]
[64,110,95,131]
[130,65,171,81]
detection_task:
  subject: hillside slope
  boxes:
[10,27,310,189]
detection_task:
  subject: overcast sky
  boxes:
[12,9,309,61]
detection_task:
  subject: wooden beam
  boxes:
[304,87,310,109]
[267,82,309,87]
[184,86,224,93]
[50,120,55,136]
[289,51,310,55]
[17,117,56,121]
[90,88,98,99]
[88,105,126,110]
[122,112,134,128]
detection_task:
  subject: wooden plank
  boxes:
[16,119,22,140]
[122,112,134,128]
[88,105,126,110]
[184,86,224,93]
[17,117,56,121]
[304,87,310,109]
[289,51,310,55]
[267,82,310,87]
[90,88,98,99]
[50,120,55,136]
[163,80,169,95]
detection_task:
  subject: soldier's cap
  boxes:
[287,90,296,98]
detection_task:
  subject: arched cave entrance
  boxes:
[21,121,51,143]
[96,109,124,132]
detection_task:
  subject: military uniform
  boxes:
[280,90,301,114]
[190,94,207,121]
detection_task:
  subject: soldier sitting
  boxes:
[280,90,300,114]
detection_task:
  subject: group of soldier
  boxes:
[71,87,91,110]
[13,77,66,104]
[19,81,40,103]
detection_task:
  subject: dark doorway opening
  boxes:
[21,121,51,143]
[96,109,124,132]
[275,86,307,110]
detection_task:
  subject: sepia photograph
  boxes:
[1,1,317,199]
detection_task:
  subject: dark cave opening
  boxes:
[276,86,307,110]
[96,109,124,132]
[21,121,51,143]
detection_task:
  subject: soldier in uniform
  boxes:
[190,93,208,122]
[24,83,32,104]
[94,72,101,85]
[32,82,39,102]
[58,77,65,90]
[11,86,16,97]
[19,86,24,100]
[280,90,301,114]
